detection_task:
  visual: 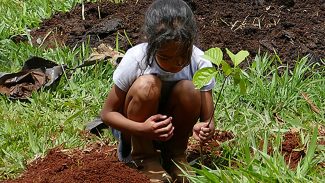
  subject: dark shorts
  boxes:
[158,81,177,113]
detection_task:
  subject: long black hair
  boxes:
[143,0,197,67]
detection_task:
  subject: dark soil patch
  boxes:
[21,0,324,69]
[3,144,151,183]
[281,131,305,169]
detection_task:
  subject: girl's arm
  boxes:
[192,90,215,142]
[101,84,174,141]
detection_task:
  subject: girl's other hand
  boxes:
[142,114,174,141]
[192,122,215,143]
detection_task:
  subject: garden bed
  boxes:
[13,0,324,69]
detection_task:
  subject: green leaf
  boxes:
[221,60,232,76]
[202,47,223,66]
[226,48,249,67]
[193,67,217,89]
[300,125,318,176]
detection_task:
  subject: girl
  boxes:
[101,0,215,182]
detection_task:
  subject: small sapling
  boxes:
[193,47,249,164]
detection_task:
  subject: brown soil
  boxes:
[3,131,234,183]
[21,0,324,69]
[281,131,305,169]
[3,144,151,183]
[259,138,274,155]
[4,128,323,182]
[186,130,235,168]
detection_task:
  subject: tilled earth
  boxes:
[4,0,325,182]
[14,0,324,68]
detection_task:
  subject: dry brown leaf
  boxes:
[319,125,325,136]
[290,128,300,134]
[86,43,124,66]
[274,112,285,124]
[301,92,320,114]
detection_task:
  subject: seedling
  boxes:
[193,47,249,164]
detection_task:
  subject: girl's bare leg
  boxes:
[122,74,161,157]
[163,80,201,182]
[124,75,161,121]
[164,80,201,154]
[122,75,172,181]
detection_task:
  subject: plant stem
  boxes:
[200,75,229,167]
[207,75,229,127]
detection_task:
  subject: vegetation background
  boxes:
[0,0,324,182]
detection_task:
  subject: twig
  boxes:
[82,2,85,20]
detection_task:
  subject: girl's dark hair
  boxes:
[144,0,197,66]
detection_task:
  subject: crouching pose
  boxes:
[101,0,215,182]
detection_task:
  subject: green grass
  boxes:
[187,54,325,182]
[0,0,82,40]
[0,40,116,179]
[0,0,324,182]
[0,0,114,179]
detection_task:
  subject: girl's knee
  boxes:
[172,80,200,103]
[129,75,162,102]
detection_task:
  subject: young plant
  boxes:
[194,47,250,126]
[193,47,249,164]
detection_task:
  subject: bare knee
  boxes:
[171,80,201,107]
[128,75,162,103]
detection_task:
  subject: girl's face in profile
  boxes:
[155,41,190,73]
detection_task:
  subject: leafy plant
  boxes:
[192,47,249,169]
[193,47,250,125]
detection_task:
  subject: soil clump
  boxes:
[3,144,151,183]
[281,131,305,169]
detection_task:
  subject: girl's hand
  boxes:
[142,114,174,141]
[192,122,215,143]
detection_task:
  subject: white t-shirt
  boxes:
[113,43,215,92]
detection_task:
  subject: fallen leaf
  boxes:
[301,92,320,114]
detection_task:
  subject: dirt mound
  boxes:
[4,128,324,182]
[4,131,236,183]
[3,144,151,183]
[281,131,305,169]
[22,0,324,69]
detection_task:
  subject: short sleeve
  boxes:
[113,45,144,92]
